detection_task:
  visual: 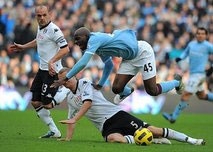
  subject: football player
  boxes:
[51,27,184,104]
[10,5,69,138]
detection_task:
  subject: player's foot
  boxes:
[174,74,184,94]
[193,139,206,145]
[152,138,172,144]
[39,130,61,138]
[186,137,206,145]
[162,112,176,124]
[113,88,134,104]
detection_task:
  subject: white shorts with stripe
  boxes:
[185,73,206,93]
[117,40,156,80]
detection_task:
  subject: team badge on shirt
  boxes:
[54,28,59,33]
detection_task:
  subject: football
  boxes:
[134,127,153,146]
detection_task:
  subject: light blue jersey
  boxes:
[66,29,138,86]
[180,40,213,74]
[86,29,138,60]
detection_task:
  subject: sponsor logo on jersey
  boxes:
[37,34,44,39]
[83,81,87,85]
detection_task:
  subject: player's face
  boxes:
[35,6,51,28]
[74,35,88,51]
[196,29,207,42]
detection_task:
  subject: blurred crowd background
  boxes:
[0,0,212,111]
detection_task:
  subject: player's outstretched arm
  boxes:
[51,53,93,88]
[10,39,37,52]
[57,123,76,141]
[96,57,113,89]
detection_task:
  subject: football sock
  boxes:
[207,92,213,101]
[172,101,188,120]
[163,128,188,142]
[159,80,179,93]
[163,128,200,144]
[185,137,200,145]
[119,86,132,97]
[36,107,59,132]
[124,135,135,144]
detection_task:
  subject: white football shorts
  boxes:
[185,73,206,93]
[117,40,156,80]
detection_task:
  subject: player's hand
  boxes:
[59,119,76,124]
[91,84,102,90]
[9,42,24,52]
[50,78,67,88]
[48,60,56,76]
[57,137,71,142]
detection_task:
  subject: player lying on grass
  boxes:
[54,67,205,145]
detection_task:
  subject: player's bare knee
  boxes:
[197,94,207,100]
[112,86,123,94]
[31,101,41,108]
[43,103,53,109]
[146,89,158,96]
[107,134,117,142]
[147,126,162,137]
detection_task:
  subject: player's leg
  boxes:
[31,70,61,138]
[163,74,204,123]
[138,41,183,96]
[162,91,190,123]
[196,90,213,102]
[32,100,61,138]
[112,74,134,104]
[147,126,205,145]
[143,75,184,96]
[43,86,69,109]
[107,133,134,144]
[103,111,137,144]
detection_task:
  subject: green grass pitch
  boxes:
[0,110,212,152]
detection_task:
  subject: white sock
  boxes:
[165,128,201,144]
[185,137,198,144]
[163,128,187,142]
[124,135,135,144]
[37,107,59,133]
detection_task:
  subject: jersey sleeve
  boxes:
[49,26,68,48]
[98,56,113,86]
[180,42,191,59]
[53,86,70,104]
[66,53,93,79]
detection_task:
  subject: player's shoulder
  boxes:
[46,22,62,34]
[188,40,196,45]
[204,40,213,47]
[78,78,92,86]
[90,32,104,38]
